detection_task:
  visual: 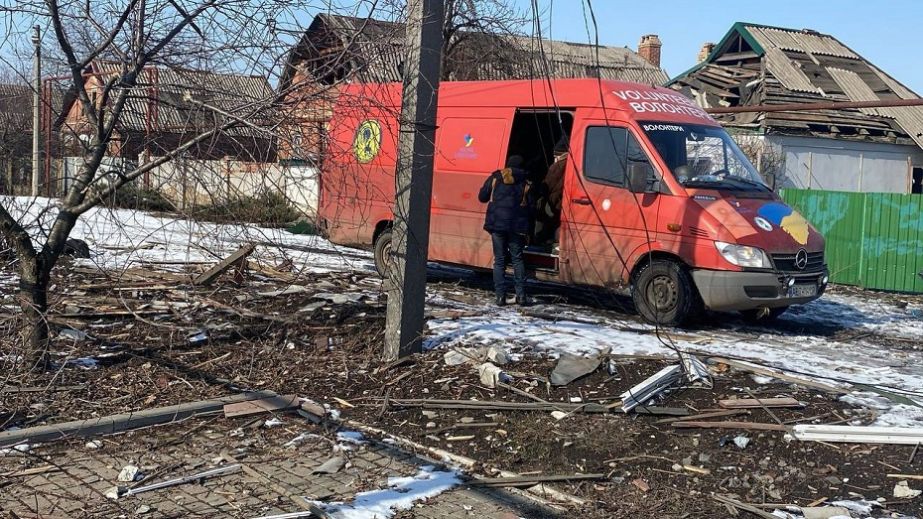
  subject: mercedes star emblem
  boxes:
[794,249,809,270]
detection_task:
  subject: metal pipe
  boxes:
[707,98,923,114]
[123,464,240,497]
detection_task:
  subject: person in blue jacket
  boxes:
[478,155,533,306]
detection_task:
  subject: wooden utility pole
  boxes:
[31,25,41,197]
[384,0,444,360]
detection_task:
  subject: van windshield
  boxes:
[640,122,769,192]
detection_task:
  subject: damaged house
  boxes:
[278,13,668,163]
[669,23,923,194]
[54,63,278,165]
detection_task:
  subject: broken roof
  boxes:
[280,13,667,91]
[57,63,275,138]
[669,22,923,148]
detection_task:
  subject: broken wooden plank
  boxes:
[0,465,62,477]
[0,391,276,448]
[468,473,606,487]
[388,398,608,413]
[194,244,255,286]
[632,406,690,416]
[656,409,749,424]
[719,397,804,409]
[886,473,923,480]
[224,394,301,418]
[708,357,848,394]
[671,421,789,432]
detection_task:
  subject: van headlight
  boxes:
[714,241,771,268]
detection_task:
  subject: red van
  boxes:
[318,79,828,325]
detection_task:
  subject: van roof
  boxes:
[340,79,720,127]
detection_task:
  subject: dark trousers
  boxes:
[490,231,526,300]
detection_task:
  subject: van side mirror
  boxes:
[628,162,656,193]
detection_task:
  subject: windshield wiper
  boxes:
[721,175,770,191]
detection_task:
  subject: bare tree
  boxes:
[0,0,328,370]
[736,136,787,191]
[0,70,32,195]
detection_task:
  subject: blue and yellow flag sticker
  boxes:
[354,120,382,163]
[757,202,810,245]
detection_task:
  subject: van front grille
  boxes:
[771,251,825,273]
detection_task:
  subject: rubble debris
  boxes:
[619,355,710,413]
[312,292,365,305]
[893,480,922,499]
[117,463,141,482]
[550,352,603,386]
[312,456,346,475]
[620,365,682,413]
[257,285,312,297]
[477,362,510,388]
[193,244,255,286]
[798,506,852,519]
[708,357,848,395]
[444,345,510,367]
[223,395,301,418]
[718,397,805,409]
[630,478,650,492]
[788,424,923,445]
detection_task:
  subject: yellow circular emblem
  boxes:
[353,120,382,163]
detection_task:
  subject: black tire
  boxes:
[631,259,699,327]
[740,306,789,323]
[373,230,393,278]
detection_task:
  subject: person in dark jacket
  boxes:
[478,155,532,306]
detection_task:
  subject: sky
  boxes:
[2,0,921,94]
[516,0,923,92]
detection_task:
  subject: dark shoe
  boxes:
[515,295,532,307]
[495,295,507,307]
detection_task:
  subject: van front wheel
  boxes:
[632,259,698,327]
[373,230,393,278]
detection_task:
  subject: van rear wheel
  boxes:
[632,259,698,327]
[373,230,393,278]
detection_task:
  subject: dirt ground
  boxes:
[2,265,922,518]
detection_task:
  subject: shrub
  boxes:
[103,183,175,212]
[192,190,300,227]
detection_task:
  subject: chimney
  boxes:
[698,42,715,63]
[638,34,662,68]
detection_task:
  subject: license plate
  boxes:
[789,284,817,298]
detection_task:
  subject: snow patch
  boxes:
[311,466,460,519]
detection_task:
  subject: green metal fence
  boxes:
[780,189,923,293]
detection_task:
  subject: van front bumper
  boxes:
[691,268,828,312]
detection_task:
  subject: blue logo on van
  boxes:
[455,133,478,160]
